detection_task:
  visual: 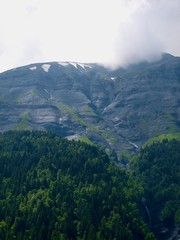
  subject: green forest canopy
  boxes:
[0,131,179,239]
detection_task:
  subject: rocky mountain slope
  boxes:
[0,53,179,156]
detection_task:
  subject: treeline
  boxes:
[0,131,153,240]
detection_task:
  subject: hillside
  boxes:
[0,53,180,155]
[0,131,179,239]
[130,138,180,239]
[0,131,154,240]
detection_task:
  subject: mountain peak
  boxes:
[0,54,179,155]
[28,62,93,74]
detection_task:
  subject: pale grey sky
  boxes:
[0,0,180,72]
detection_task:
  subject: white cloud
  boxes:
[0,0,179,72]
[109,0,180,67]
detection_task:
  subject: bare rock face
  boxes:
[0,54,180,156]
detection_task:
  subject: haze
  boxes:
[0,0,180,72]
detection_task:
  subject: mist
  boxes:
[108,0,180,68]
[0,0,180,72]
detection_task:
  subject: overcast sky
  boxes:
[0,0,180,72]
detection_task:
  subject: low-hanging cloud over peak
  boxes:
[107,0,180,68]
[0,0,179,72]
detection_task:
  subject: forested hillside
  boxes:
[0,131,179,239]
[0,131,153,240]
[130,138,180,239]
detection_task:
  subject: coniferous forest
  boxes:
[130,139,180,239]
[0,131,179,239]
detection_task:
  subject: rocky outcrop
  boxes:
[0,54,179,156]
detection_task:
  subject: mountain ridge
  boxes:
[0,53,179,157]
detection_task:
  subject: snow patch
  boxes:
[30,66,37,71]
[66,134,81,140]
[41,64,51,72]
[70,62,78,68]
[59,118,63,124]
[58,62,69,67]
[129,141,139,149]
[58,62,78,68]
[44,89,49,94]
[58,62,92,70]
[110,77,116,81]
[78,63,92,69]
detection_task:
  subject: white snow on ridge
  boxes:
[70,62,78,69]
[58,62,92,70]
[30,66,37,71]
[42,64,51,72]
[58,62,69,67]
[78,63,92,69]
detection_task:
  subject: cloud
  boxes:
[109,0,180,68]
[0,0,179,72]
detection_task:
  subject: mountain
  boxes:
[0,53,180,156]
